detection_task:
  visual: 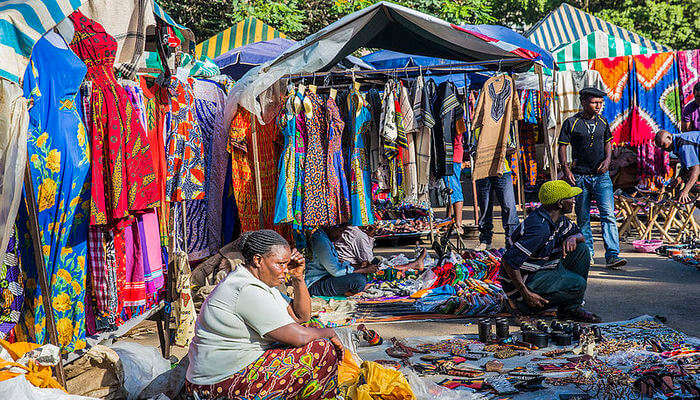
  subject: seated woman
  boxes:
[186,230,342,400]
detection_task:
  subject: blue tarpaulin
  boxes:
[214,37,373,80]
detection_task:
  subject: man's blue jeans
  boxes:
[574,172,620,260]
[475,172,519,246]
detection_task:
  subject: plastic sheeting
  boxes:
[0,80,27,258]
[225,1,538,121]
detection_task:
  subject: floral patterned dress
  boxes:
[18,34,91,352]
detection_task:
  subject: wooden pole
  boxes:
[535,64,556,181]
[23,160,66,387]
[249,112,264,227]
[551,68,559,179]
[512,122,526,209]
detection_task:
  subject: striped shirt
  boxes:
[500,207,580,300]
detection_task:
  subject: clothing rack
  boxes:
[285,60,514,80]
[16,18,177,381]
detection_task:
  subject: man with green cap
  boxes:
[500,180,601,322]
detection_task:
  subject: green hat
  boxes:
[538,180,582,205]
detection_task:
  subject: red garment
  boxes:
[68,11,159,225]
[139,77,170,245]
[227,112,259,232]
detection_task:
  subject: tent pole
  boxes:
[535,64,556,180]
[551,68,558,179]
[463,82,479,226]
[23,159,66,388]
[249,112,264,227]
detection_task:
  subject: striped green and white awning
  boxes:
[555,30,652,71]
[0,0,84,84]
[195,17,285,59]
[525,2,670,53]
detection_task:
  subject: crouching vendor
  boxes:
[499,181,601,323]
[186,230,342,400]
[304,228,374,297]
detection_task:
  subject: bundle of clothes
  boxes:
[359,249,506,317]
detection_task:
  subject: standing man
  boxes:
[681,82,700,132]
[557,87,626,270]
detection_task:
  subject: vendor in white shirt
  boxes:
[186,230,342,400]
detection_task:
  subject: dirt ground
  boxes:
[114,205,700,364]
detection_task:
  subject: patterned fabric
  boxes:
[0,228,23,338]
[138,212,164,295]
[138,77,170,246]
[19,34,90,352]
[253,117,282,232]
[166,76,206,202]
[413,77,435,200]
[302,92,333,228]
[68,10,159,225]
[293,102,307,231]
[630,52,681,144]
[326,96,350,224]
[637,141,671,187]
[184,199,209,260]
[678,50,700,105]
[348,90,375,226]
[274,96,297,225]
[192,79,228,254]
[590,57,634,144]
[123,216,146,306]
[400,84,418,200]
[228,112,259,233]
[87,227,107,316]
[185,338,340,400]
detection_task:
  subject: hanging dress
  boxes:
[228,111,259,232]
[0,227,23,339]
[348,90,375,226]
[292,98,307,230]
[193,78,228,254]
[18,33,91,352]
[326,96,350,224]
[302,91,332,227]
[273,94,297,224]
[68,11,159,225]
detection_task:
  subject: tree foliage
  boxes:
[159,0,699,51]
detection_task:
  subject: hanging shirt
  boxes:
[471,75,522,180]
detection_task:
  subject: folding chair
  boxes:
[615,191,648,239]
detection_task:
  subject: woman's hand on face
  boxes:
[288,249,306,282]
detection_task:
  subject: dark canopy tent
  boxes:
[227,1,540,119]
[214,37,374,80]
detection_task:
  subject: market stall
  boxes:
[0,0,242,391]
[343,315,699,399]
